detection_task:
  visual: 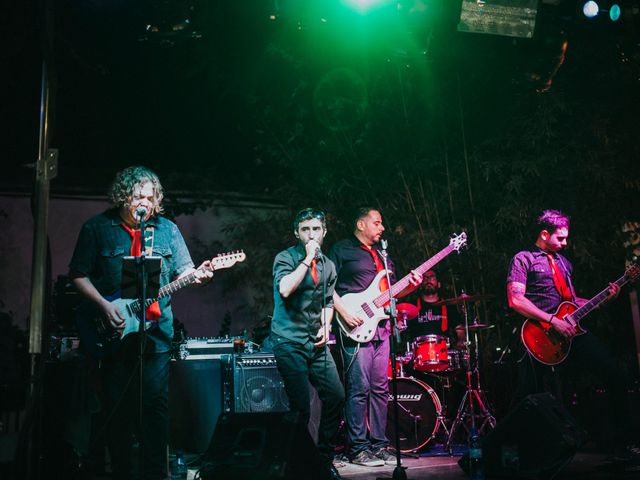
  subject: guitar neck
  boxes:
[571,273,630,322]
[131,268,202,313]
[373,243,455,308]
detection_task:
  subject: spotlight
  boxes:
[582,1,599,18]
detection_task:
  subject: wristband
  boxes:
[301,261,310,268]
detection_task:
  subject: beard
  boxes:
[420,285,437,295]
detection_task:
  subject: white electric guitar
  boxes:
[335,233,467,343]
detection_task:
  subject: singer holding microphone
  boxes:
[69,166,213,480]
[328,207,422,467]
[270,208,345,480]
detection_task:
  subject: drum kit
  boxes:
[386,293,496,453]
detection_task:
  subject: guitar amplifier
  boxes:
[177,337,235,360]
[221,353,290,413]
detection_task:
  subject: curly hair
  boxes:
[108,166,164,215]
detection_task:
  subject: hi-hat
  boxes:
[434,293,494,306]
[456,322,494,331]
[396,303,419,321]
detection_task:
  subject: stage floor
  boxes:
[184,452,639,479]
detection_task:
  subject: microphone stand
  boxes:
[379,239,408,480]
[136,212,148,480]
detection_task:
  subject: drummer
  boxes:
[404,270,465,348]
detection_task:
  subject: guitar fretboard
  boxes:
[372,243,456,309]
[129,268,203,314]
[571,272,631,322]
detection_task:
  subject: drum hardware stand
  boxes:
[379,240,409,480]
[495,325,518,365]
[445,296,496,452]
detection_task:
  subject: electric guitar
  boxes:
[335,233,467,343]
[76,251,246,358]
[521,261,640,365]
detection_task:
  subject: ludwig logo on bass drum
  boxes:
[389,393,423,401]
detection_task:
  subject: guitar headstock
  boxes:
[625,260,640,283]
[450,232,468,253]
[211,250,247,271]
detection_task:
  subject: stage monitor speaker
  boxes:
[221,354,290,413]
[200,411,329,480]
[459,393,584,479]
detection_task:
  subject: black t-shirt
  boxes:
[403,300,462,345]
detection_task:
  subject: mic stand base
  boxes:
[376,466,408,480]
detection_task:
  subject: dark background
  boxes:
[2,0,640,391]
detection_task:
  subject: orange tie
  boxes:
[360,245,389,292]
[310,259,318,285]
[545,253,572,301]
[121,224,161,321]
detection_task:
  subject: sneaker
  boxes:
[332,455,347,469]
[350,449,385,467]
[372,447,396,465]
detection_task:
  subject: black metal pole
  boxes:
[379,240,407,480]
[137,215,147,480]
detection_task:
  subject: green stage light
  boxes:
[609,4,621,21]
[341,0,395,15]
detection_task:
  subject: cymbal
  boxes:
[396,303,419,321]
[456,322,494,331]
[433,293,495,306]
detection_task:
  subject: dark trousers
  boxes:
[342,339,390,457]
[514,331,629,446]
[272,337,345,463]
[100,350,170,480]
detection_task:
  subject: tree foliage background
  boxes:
[204,4,640,389]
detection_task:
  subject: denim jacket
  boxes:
[69,208,194,352]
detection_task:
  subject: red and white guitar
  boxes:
[521,261,640,365]
[76,251,246,358]
[335,233,467,343]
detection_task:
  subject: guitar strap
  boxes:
[121,223,161,320]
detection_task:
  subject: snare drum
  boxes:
[412,335,449,372]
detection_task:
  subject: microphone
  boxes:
[136,206,148,218]
[314,247,322,260]
[380,239,388,251]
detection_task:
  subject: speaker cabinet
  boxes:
[200,412,328,480]
[221,354,290,413]
[169,359,223,454]
[459,393,584,479]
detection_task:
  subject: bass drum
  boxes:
[386,377,442,452]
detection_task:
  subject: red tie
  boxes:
[121,224,161,321]
[546,253,572,301]
[360,245,389,292]
[310,259,318,285]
